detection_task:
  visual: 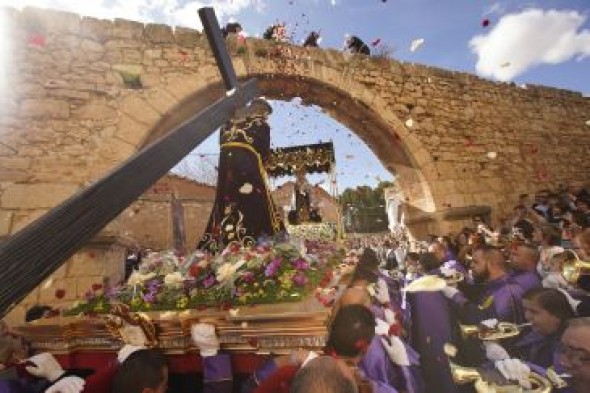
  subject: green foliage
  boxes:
[340,181,394,233]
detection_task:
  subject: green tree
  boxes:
[340,181,393,233]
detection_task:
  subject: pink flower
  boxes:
[293,272,308,287]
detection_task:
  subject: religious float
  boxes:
[15,239,346,374]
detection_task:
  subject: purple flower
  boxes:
[202,275,217,288]
[293,272,308,287]
[264,258,281,277]
[292,258,309,271]
[241,271,255,283]
[105,286,119,300]
[142,292,157,303]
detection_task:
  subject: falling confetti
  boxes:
[405,118,414,128]
[482,18,490,27]
[486,151,497,159]
[500,62,511,68]
[371,38,382,47]
[27,33,46,48]
[410,38,425,52]
[239,183,253,194]
[585,120,590,127]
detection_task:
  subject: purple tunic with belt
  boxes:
[359,335,424,393]
[510,270,542,293]
[408,290,459,393]
[449,274,526,325]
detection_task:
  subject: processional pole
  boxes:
[0,8,258,317]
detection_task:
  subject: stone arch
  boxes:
[133,73,437,222]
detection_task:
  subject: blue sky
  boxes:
[3,0,589,191]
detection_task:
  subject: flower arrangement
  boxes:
[66,239,344,316]
[285,223,337,241]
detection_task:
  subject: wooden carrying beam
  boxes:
[0,7,257,317]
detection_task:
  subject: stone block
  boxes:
[113,19,144,39]
[76,276,105,298]
[144,88,178,116]
[80,39,104,52]
[0,157,31,170]
[21,7,81,34]
[67,252,106,277]
[20,99,69,119]
[1,183,79,209]
[119,95,161,126]
[144,23,174,43]
[10,209,47,234]
[3,305,27,328]
[0,210,13,236]
[73,103,117,119]
[39,277,78,303]
[115,115,149,147]
[80,17,113,42]
[174,27,201,46]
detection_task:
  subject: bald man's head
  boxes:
[511,244,540,272]
[338,287,371,308]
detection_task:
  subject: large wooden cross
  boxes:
[0,8,258,317]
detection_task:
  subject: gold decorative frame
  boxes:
[104,304,159,348]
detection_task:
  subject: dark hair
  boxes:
[540,224,561,246]
[112,349,167,393]
[523,287,575,322]
[326,305,375,358]
[25,305,53,322]
[418,252,440,272]
[291,357,357,393]
[406,252,420,262]
[358,248,379,270]
[350,264,379,285]
[514,219,535,241]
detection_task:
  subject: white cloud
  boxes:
[469,8,590,81]
[1,0,266,29]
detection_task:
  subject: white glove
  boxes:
[439,266,457,278]
[557,288,581,313]
[26,353,65,382]
[440,285,459,299]
[191,323,219,357]
[483,341,510,362]
[383,308,397,326]
[117,344,146,364]
[494,358,532,389]
[380,337,410,366]
[374,278,391,304]
[480,319,498,329]
[375,318,390,336]
[45,376,85,393]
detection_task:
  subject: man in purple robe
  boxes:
[509,243,542,293]
[442,245,526,325]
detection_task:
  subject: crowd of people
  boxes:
[223,21,374,55]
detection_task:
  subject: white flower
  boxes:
[239,183,253,194]
[216,263,238,283]
[164,272,184,286]
[127,272,156,286]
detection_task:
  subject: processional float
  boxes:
[2,8,331,368]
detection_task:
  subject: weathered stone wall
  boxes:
[118,174,216,250]
[272,182,340,223]
[1,5,589,242]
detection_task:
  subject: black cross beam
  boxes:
[0,7,258,317]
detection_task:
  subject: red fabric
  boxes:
[55,352,270,374]
[82,364,119,393]
[253,365,299,393]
